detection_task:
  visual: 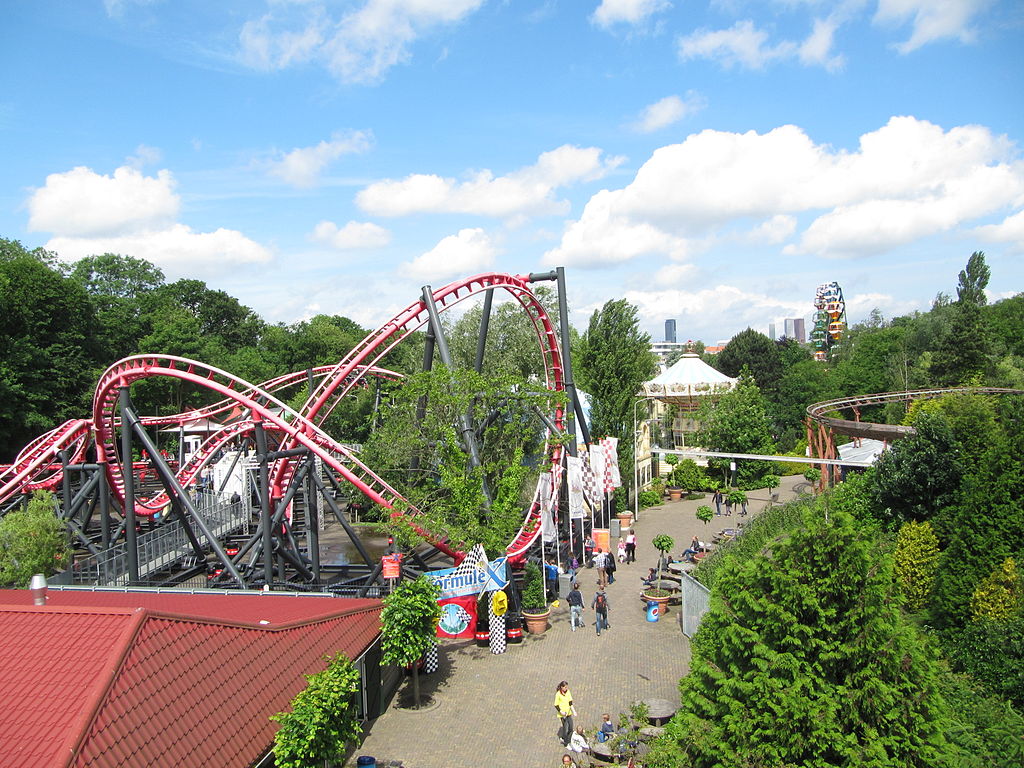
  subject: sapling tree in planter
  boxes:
[646,534,676,598]
[696,505,715,525]
[520,562,550,633]
[380,575,441,709]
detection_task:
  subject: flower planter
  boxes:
[616,512,633,528]
[667,488,683,501]
[521,608,550,634]
[642,592,671,617]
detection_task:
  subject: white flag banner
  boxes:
[538,472,556,542]
[567,455,585,519]
[603,437,622,488]
[588,445,606,503]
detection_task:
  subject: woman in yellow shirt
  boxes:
[554,680,575,746]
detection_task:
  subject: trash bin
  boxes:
[646,599,660,622]
[356,757,376,768]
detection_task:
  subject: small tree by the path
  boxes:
[652,534,675,586]
[380,575,441,709]
[696,505,714,525]
[271,652,362,768]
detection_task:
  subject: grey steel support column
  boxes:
[98,462,111,553]
[59,450,72,518]
[253,419,274,589]
[305,454,321,581]
[421,285,484,471]
[474,288,494,373]
[121,399,247,588]
[409,321,436,474]
[555,267,581,456]
[119,386,140,583]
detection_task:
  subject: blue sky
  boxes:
[2,0,1022,346]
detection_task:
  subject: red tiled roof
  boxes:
[0,590,382,768]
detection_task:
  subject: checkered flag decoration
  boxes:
[602,437,621,490]
[423,644,440,673]
[582,450,604,508]
[488,598,506,655]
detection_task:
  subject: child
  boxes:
[597,713,615,742]
[642,567,657,586]
[617,538,626,563]
[569,726,590,762]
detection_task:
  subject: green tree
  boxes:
[872,411,964,527]
[957,251,991,306]
[271,652,362,768]
[0,241,102,459]
[694,373,775,488]
[380,576,442,709]
[971,558,1022,622]
[714,328,783,400]
[654,508,952,768]
[893,520,941,612]
[0,491,70,586]
[931,300,993,385]
[574,299,658,495]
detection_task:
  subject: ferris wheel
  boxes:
[811,281,847,361]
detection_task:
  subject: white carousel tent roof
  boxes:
[642,354,737,401]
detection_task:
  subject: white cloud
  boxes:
[268,131,372,187]
[633,92,707,133]
[239,0,485,84]
[357,145,623,218]
[623,284,807,330]
[28,165,179,237]
[653,263,697,285]
[875,0,994,53]
[46,225,272,278]
[592,0,672,27]
[126,144,163,169]
[974,210,1024,252]
[27,163,272,277]
[311,220,391,249]
[799,17,844,71]
[544,116,1024,266]
[400,228,497,281]
[679,20,796,69]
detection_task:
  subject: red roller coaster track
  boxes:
[0,272,566,564]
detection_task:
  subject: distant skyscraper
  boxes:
[768,322,776,340]
[665,319,677,343]
[783,318,806,343]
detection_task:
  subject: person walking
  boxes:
[712,489,723,515]
[592,588,610,636]
[566,582,585,631]
[554,681,575,746]
[594,548,608,588]
[624,529,636,563]
[584,535,595,567]
[545,558,560,599]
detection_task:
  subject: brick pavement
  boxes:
[345,477,803,768]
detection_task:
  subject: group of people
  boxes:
[555,682,620,766]
[564,581,611,636]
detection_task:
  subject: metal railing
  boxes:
[70,494,250,586]
[679,571,710,638]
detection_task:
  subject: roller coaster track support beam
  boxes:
[409,318,436,474]
[474,288,494,374]
[253,418,275,589]
[312,468,374,568]
[121,395,247,588]
[421,285,487,481]
[119,386,140,583]
[305,453,321,582]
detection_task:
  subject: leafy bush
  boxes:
[639,490,661,508]
[0,491,70,587]
[670,459,705,492]
[522,562,546,611]
[943,615,1024,708]
[893,520,941,612]
[971,558,1022,621]
[696,505,714,524]
[271,652,362,768]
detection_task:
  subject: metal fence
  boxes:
[70,494,250,586]
[679,570,711,638]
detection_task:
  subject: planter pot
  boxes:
[667,488,682,501]
[642,593,671,619]
[521,608,550,634]
[616,513,633,528]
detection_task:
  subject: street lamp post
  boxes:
[633,396,657,523]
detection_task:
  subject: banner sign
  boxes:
[424,557,508,600]
[567,455,585,519]
[437,595,476,639]
[382,553,402,580]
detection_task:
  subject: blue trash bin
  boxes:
[646,599,660,622]
[356,757,376,768]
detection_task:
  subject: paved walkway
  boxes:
[346,477,804,768]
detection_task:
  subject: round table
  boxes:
[640,697,677,725]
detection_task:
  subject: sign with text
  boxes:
[424,557,508,600]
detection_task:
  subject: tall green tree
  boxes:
[574,299,657,495]
[957,251,991,306]
[714,328,783,399]
[0,491,70,587]
[652,507,952,768]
